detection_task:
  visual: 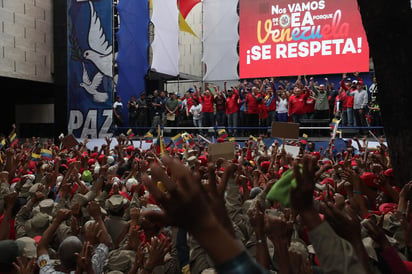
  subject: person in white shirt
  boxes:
[369,76,378,101]
[276,91,289,122]
[353,82,369,133]
[190,99,203,129]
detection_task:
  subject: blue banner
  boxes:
[115,0,150,125]
[67,0,113,138]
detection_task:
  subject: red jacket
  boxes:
[289,92,308,116]
[346,91,354,108]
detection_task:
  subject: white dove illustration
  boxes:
[83,1,113,78]
[80,63,109,103]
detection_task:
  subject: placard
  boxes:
[280,144,300,158]
[61,134,79,150]
[208,142,236,162]
[271,122,300,139]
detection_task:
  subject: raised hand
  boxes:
[141,155,213,233]
[141,155,247,267]
[362,217,391,249]
[143,236,171,272]
[75,241,94,274]
[290,155,317,212]
[84,221,100,246]
[13,257,36,274]
[322,202,361,244]
[87,201,102,220]
[248,201,265,234]
[55,208,72,224]
[264,211,293,243]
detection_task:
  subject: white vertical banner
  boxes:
[151,0,180,76]
[203,0,239,81]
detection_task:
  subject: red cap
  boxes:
[311,151,321,159]
[33,236,42,244]
[379,203,397,214]
[127,146,134,153]
[88,158,96,166]
[198,155,208,165]
[384,168,393,177]
[260,161,270,170]
[11,177,21,184]
[320,177,334,186]
[97,154,105,164]
[361,172,379,189]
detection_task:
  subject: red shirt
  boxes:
[258,103,268,120]
[214,95,226,112]
[245,93,260,114]
[186,97,194,113]
[201,95,214,113]
[226,90,239,114]
[289,94,307,115]
[265,94,277,112]
[339,91,347,110]
[305,97,316,113]
[346,92,354,108]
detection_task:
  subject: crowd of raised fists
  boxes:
[0,131,410,274]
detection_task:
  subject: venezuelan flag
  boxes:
[218,129,228,139]
[40,149,52,160]
[0,139,6,149]
[182,132,195,146]
[171,133,183,147]
[127,128,135,139]
[300,133,309,145]
[330,118,341,139]
[144,132,154,143]
[31,153,41,162]
[9,133,18,147]
[155,125,164,155]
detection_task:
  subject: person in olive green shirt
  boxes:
[165,92,179,135]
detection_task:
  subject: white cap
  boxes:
[126,178,138,191]
[23,174,36,184]
[107,156,115,165]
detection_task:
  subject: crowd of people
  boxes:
[114,73,382,138]
[0,118,410,274]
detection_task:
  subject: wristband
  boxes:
[353,190,362,195]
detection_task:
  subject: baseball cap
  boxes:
[25,212,52,238]
[39,198,54,215]
[15,237,37,258]
[106,194,129,213]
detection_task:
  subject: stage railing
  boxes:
[114,125,384,139]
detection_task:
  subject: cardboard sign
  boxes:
[279,144,300,158]
[208,142,235,162]
[61,134,79,150]
[271,122,300,139]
